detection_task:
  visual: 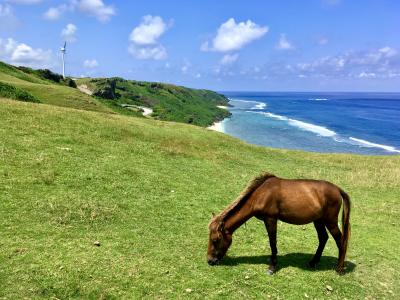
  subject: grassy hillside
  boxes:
[0,61,115,114]
[76,77,231,126]
[0,99,399,299]
[0,61,230,127]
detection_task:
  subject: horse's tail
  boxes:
[339,188,351,262]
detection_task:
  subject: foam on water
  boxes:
[249,111,337,137]
[308,98,329,101]
[349,137,400,153]
[251,102,267,110]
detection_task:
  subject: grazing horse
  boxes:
[207,172,351,274]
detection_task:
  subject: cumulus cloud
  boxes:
[129,15,170,45]
[202,18,268,52]
[128,15,171,60]
[277,34,294,50]
[77,0,115,22]
[0,37,54,68]
[358,72,376,79]
[220,53,239,65]
[61,23,77,42]
[264,46,400,79]
[43,4,69,21]
[83,59,99,68]
[128,44,167,60]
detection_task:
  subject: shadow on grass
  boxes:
[221,253,356,273]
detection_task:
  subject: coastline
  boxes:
[207,119,226,133]
[207,103,230,132]
[219,94,400,155]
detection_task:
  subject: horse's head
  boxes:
[207,215,232,265]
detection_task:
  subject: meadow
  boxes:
[1,99,399,299]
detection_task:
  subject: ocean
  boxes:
[218,92,400,155]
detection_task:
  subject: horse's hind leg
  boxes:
[264,218,278,275]
[325,222,344,273]
[309,219,328,268]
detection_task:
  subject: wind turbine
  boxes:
[60,41,66,79]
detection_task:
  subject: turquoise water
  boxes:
[220,92,400,155]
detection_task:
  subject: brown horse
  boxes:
[207,172,351,274]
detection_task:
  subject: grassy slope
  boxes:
[76,77,231,127]
[0,62,113,114]
[0,99,399,299]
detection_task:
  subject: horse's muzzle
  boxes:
[208,257,219,266]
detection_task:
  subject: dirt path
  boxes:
[78,84,93,95]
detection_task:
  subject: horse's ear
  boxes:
[212,212,215,217]
[218,220,225,230]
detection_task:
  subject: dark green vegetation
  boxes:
[1,99,399,299]
[0,81,40,103]
[76,77,231,126]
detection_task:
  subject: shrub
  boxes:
[0,82,40,103]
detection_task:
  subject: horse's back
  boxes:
[253,177,342,224]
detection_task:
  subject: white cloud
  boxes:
[202,18,268,52]
[181,65,188,73]
[181,60,191,74]
[0,38,53,68]
[7,0,43,4]
[358,72,376,79]
[43,4,70,21]
[267,46,400,79]
[44,7,62,20]
[129,15,169,45]
[277,34,294,50]
[61,23,77,42]
[220,53,239,65]
[128,15,170,60]
[83,59,99,68]
[0,3,13,16]
[0,38,17,56]
[0,4,19,30]
[78,0,115,22]
[318,37,329,45]
[128,44,167,60]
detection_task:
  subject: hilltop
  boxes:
[0,61,230,126]
[0,99,399,299]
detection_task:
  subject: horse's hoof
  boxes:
[336,268,345,275]
[266,269,274,275]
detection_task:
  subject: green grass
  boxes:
[76,77,231,127]
[0,99,399,299]
[0,61,230,126]
[0,81,40,103]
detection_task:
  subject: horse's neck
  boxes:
[224,197,254,234]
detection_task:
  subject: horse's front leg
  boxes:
[264,217,278,275]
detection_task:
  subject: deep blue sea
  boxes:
[219,92,400,155]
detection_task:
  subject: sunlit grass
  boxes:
[0,99,399,299]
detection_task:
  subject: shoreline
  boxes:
[207,119,226,133]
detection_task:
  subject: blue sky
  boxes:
[1,0,399,91]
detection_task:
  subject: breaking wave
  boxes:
[349,137,400,153]
[247,111,400,153]
[248,111,336,137]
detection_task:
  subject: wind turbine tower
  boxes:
[60,41,66,79]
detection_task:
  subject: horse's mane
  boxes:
[218,172,276,222]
